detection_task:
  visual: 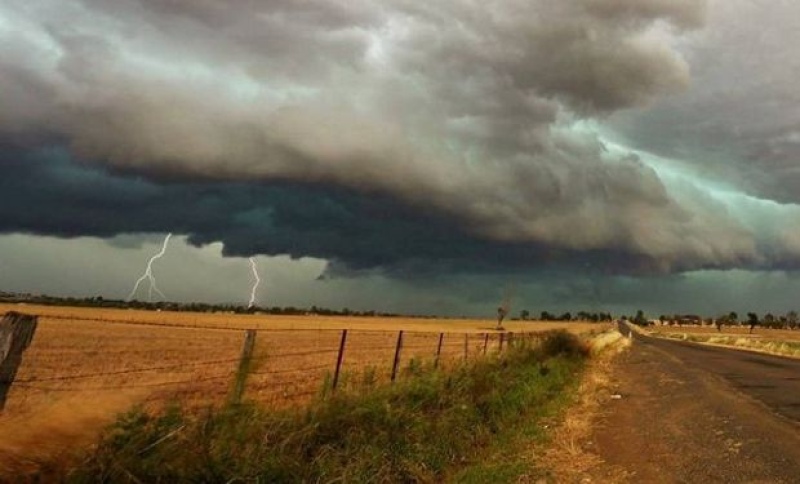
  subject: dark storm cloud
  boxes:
[3,0,800,276]
[0,147,699,277]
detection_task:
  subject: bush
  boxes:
[538,330,590,359]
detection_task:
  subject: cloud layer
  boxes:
[3,0,800,277]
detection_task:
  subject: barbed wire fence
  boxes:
[4,312,546,411]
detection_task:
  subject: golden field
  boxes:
[0,303,607,475]
[1,303,605,414]
[647,324,800,342]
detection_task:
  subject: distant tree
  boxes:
[747,312,759,334]
[728,312,738,325]
[787,310,798,330]
[540,311,554,321]
[634,309,647,326]
[520,309,530,320]
[560,312,572,321]
[715,314,728,332]
[763,313,776,329]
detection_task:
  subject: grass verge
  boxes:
[49,330,591,483]
[655,332,800,359]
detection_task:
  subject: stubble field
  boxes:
[0,303,607,476]
[1,303,605,414]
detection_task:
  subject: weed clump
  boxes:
[539,330,590,359]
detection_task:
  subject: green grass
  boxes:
[67,331,588,483]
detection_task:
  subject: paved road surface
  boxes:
[588,323,800,483]
[624,323,800,423]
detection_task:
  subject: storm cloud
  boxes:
[2,0,800,281]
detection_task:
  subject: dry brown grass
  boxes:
[540,330,632,483]
[0,303,607,478]
[648,324,800,342]
[1,303,605,413]
[0,393,141,477]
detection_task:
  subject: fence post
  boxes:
[499,333,505,352]
[434,333,444,369]
[391,331,404,382]
[0,312,38,411]
[508,332,514,348]
[463,333,469,361]
[230,329,256,405]
[483,333,489,355]
[332,329,348,391]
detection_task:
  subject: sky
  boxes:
[1,0,799,318]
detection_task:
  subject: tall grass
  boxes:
[66,330,589,483]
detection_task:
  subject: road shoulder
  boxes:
[586,335,800,483]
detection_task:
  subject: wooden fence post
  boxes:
[463,333,469,361]
[508,332,514,348]
[391,331,404,382]
[434,333,444,369]
[230,329,256,405]
[332,329,348,391]
[499,333,505,352]
[483,333,489,355]
[1,312,39,411]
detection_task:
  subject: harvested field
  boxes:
[646,324,800,359]
[648,324,800,342]
[1,303,606,415]
[0,303,607,476]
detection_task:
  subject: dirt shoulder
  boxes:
[585,333,800,483]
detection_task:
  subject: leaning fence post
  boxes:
[391,331,404,382]
[483,333,489,355]
[434,333,444,369]
[0,312,38,411]
[230,329,257,405]
[332,329,348,391]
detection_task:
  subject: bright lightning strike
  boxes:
[127,233,172,302]
[248,257,260,308]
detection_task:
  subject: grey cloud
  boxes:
[607,0,800,203]
[6,0,800,275]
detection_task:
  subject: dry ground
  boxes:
[648,324,800,342]
[646,324,800,358]
[0,303,606,477]
[1,303,605,414]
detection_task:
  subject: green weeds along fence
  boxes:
[3,312,546,411]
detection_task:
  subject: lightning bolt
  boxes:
[248,257,260,308]
[127,233,172,302]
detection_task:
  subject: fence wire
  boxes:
[8,321,542,412]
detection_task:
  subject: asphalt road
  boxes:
[587,322,800,483]
[621,321,800,424]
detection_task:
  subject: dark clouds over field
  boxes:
[2,0,800,314]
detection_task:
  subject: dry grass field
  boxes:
[647,324,800,342]
[1,303,606,412]
[0,303,607,476]
[646,324,800,359]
